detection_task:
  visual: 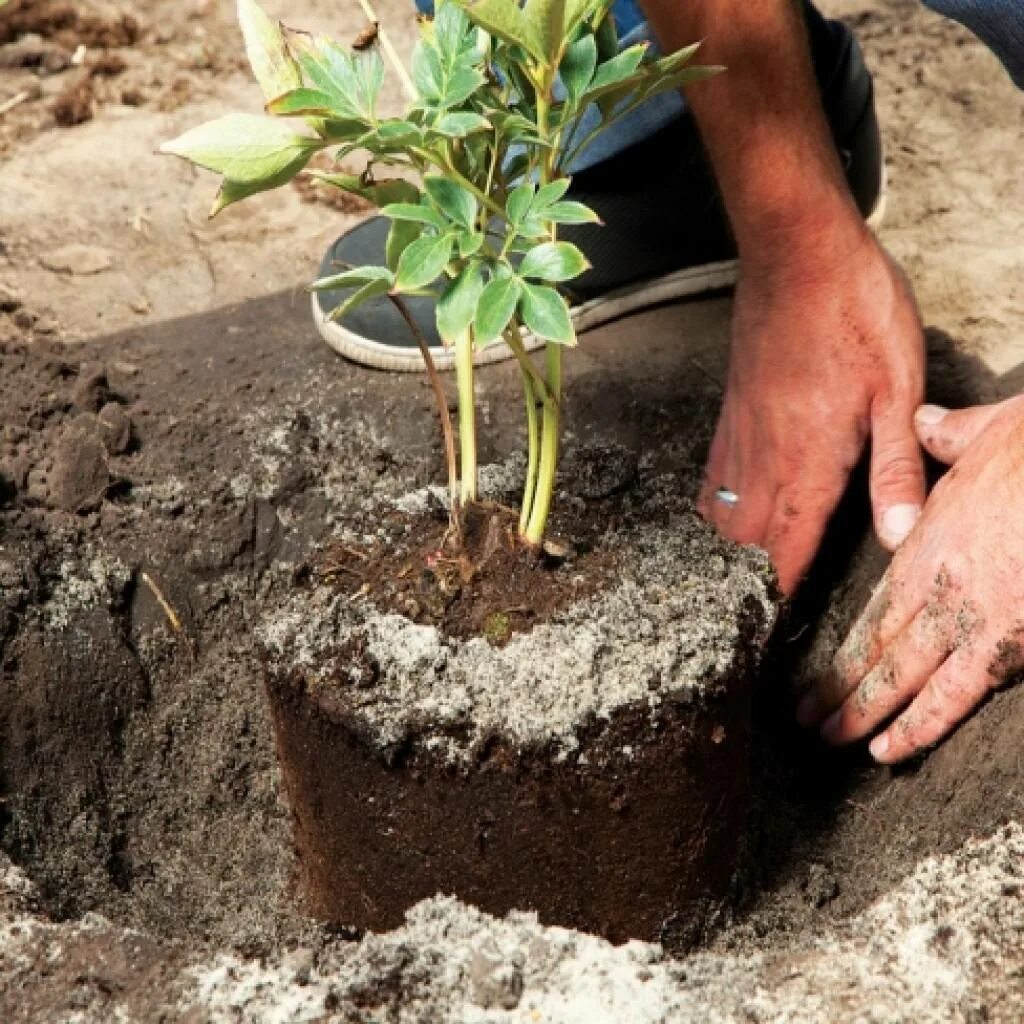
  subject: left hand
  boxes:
[797,395,1024,763]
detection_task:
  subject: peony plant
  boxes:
[162,0,715,545]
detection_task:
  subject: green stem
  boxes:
[523,343,561,544]
[412,148,506,220]
[521,84,562,545]
[518,362,540,536]
[455,327,477,504]
[505,321,555,408]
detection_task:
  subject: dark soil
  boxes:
[268,669,751,945]
[320,499,620,646]
[0,1,140,50]
[0,289,1020,975]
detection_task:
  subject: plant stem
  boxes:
[518,361,540,536]
[521,84,562,545]
[388,295,460,521]
[505,322,556,408]
[454,327,477,504]
[523,342,561,544]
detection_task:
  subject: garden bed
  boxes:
[1,292,1022,1020]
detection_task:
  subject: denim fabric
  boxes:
[924,0,1024,87]
[411,0,1024,169]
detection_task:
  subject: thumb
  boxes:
[914,401,1009,465]
[870,398,926,551]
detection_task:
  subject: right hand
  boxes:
[698,224,927,595]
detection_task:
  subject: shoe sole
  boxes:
[314,177,888,373]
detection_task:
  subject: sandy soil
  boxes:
[0,0,1022,369]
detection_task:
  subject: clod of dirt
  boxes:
[97,401,132,454]
[52,75,95,125]
[568,442,639,499]
[0,1,140,49]
[0,32,70,73]
[51,420,110,512]
[40,242,110,275]
[88,52,126,77]
[0,283,22,312]
[72,361,111,412]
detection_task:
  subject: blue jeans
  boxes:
[414,0,1024,169]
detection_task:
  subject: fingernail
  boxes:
[880,503,921,548]
[820,709,843,743]
[915,404,948,426]
[868,732,890,761]
[795,691,819,726]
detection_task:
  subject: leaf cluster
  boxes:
[161,0,717,350]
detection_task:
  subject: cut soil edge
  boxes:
[266,669,751,946]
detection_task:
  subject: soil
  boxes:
[0,0,1022,1018]
[263,464,777,941]
[319,500,621,647]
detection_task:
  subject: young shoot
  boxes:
[161,0,716,546]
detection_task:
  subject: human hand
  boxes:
[799,395,1024,762]
[698,227,926,594]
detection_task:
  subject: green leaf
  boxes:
[594,8,618,63]
[533,178,571,208]
[523,0,568,62]
[287,34,384,119]
[316,118,371,142]
[560,33,597,103]
[372,119,424,145]
[651,41,702,75]
[424,176,477,230]
[505,183,534,224]
[475,276,522,345]
[586,43,647,95]
[237,0,301,102]
[209,171,302,216]
[457,0,540,60]
[437,262,484,342]
[380,203,447,229]
[308,266,394,291]
[265,87,338,116]
[160,114,318,184]
[394,233,454,292]
[489,111,546,144]
[519,241,589,282]
[306,172,419,208]
[386,219,423,273]
[636,63,722,101]
[543,199,601,225]
[519,282,575,345]
[409,39,485,109]
[327,278,392,321]
[457,230,485,257]
[434,111,491,137]
[433,1,473,60]
[502,153,532,185]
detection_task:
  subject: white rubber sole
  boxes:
[314,180,887,374]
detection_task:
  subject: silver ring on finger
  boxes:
[715,487,740,507]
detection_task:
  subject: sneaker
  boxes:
[313,11,886,372]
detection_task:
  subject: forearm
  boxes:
[640,0,869,269]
